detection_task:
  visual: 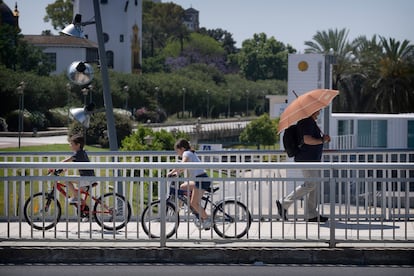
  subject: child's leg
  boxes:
[191,188,208,220]
[67,182,77,198]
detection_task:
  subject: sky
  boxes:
[4,0,414,52]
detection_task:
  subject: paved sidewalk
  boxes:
[0,135,68,149]
[1,220,413,265]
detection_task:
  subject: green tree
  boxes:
[199,27,238,56]
[304,28,356,92]
[142,1,185,57]
[0,24,19,70]
[121,124,188,151]
[233,33,295,81]
[43,0,73,31]
[240,114,278,149]
[371,37,414,113]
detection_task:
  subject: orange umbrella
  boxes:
[278,89,339,133]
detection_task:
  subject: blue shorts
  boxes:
[195,173,211,190]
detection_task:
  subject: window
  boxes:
[337,119,354,149]
[408,120,414,148]
[44,53,56,71]
[338,119,354,135]
[103,33,109,43]
[106,51,114,68]
[120,34,124,43]
[101,0,108,4]
[357,120,387,148]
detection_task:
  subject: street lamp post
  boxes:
[155,86,159,110]
[182,88,185,119]
[206,89,210,119]
[92,0,118,151]
[81,87,89,144]
[66,83,71,126]
[245,90,249,117]
[16,81,25,149]
[227,89,231,118]
[123,85,129,111]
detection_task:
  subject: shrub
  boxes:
[134,107,167,123]
[69,111,133,148]
[6,110,33,132]
[46,108,69,127]
[0,117,8,131]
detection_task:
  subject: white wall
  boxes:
[44,47,86,75]
[74,0,143,73]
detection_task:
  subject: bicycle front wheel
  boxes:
[23,192,61,230]
[213,200,252,238]
[93,193,131,231]
[141,200,179,239]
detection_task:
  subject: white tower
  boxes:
[73,0,142,74]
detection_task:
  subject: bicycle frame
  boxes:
[168,180,220,217]
[47,171,103,218]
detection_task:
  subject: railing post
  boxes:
[159,177,167,247]
[329,167,336,248]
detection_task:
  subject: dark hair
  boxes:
[174,138,194,152]
[69,134,85,149]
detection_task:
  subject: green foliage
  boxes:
[121,124,189,151]
[43,0,73,31]
[304,28,414,113]
[46,108,69,127]
[239,114,278,149]
[69,111,133,148]
[232,33,296,81]
[0,25,51,75]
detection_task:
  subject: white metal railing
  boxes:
[0,150,413,248]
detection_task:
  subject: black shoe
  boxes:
[276,200,287,221]
[307,215,328,222]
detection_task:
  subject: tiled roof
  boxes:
[22,35,98,48]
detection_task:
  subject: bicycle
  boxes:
[23,169,131,231]
[141,177,252,239]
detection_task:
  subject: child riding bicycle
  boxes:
[167,139,212,230]
[58,134,95,204]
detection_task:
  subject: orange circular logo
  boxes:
[298,61,308,71]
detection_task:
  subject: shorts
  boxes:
[78,180,93,188]
[195,173,211,190]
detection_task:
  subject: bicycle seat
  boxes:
[91,182,98,187]
[205,186,219,193]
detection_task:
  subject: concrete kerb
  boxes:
[1,246,413,265]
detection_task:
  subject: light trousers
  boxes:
[281,169,321,218]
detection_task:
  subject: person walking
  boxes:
[276,110,330,222]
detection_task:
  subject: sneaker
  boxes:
[201,218,212,230]
[194,218,202,229]
[68,197,80,204]
[276,200,288,221]
[307,215,329,223]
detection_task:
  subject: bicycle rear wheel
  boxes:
[93,193,131,231]
[141,200,179,239]
[212,200,252,238]
[23,192,61,230]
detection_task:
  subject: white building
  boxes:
[22,35,98,75]
[269,53,414,150]
[73,0,143,74]
[330,113,414,150]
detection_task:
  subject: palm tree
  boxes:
[371,37,414,113]
[304,28,357,111]
[304,28,351,55]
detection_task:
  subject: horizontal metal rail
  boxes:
[1,160,413,248]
